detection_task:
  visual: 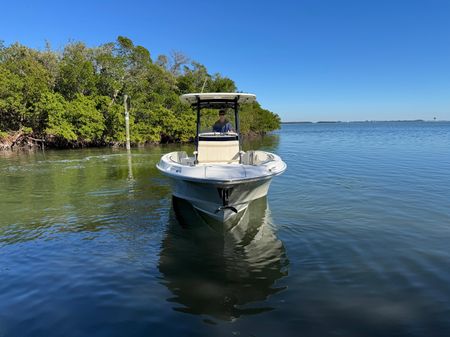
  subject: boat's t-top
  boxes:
[180,93,256,165]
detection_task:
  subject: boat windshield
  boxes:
[199,109,236,134]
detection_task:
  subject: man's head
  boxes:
[219,109,226,122]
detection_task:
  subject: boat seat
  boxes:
[170,151,188,163]
[197,140,240,163]
[241,150,273,165]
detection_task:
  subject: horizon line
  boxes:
[281,119,449,124]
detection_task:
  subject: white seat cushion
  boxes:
[197,140,240,163]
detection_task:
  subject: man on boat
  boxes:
[212,109,233,133]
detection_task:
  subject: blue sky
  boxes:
[1,0,450,121]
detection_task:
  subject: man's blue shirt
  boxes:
[212,120,232,132]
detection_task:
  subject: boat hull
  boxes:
[168,176,273,222]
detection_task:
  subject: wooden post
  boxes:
[124,95,131,150]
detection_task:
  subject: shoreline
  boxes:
[0,130,270,151]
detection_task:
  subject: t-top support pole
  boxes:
[234,96,242,163]
[194,96,201,164]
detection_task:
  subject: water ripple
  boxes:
[1,123,450,336]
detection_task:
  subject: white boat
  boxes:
[156,93,286,221]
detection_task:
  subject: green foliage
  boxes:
[0,37,280,148]
[0,44,53,132]
[240,102,281,134]
[56,42,97,100]
[67,94,105,142]
[0,64,25,131]
[40,92,76,141]
[96,95,126,143]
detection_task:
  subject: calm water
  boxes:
[1,122,450,337]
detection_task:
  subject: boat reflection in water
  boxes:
[158,196,289,321]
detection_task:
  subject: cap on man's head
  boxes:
[219,109,226,115]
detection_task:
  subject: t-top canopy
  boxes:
[180,93,256,106]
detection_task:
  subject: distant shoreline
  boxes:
[281,120,449,124]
